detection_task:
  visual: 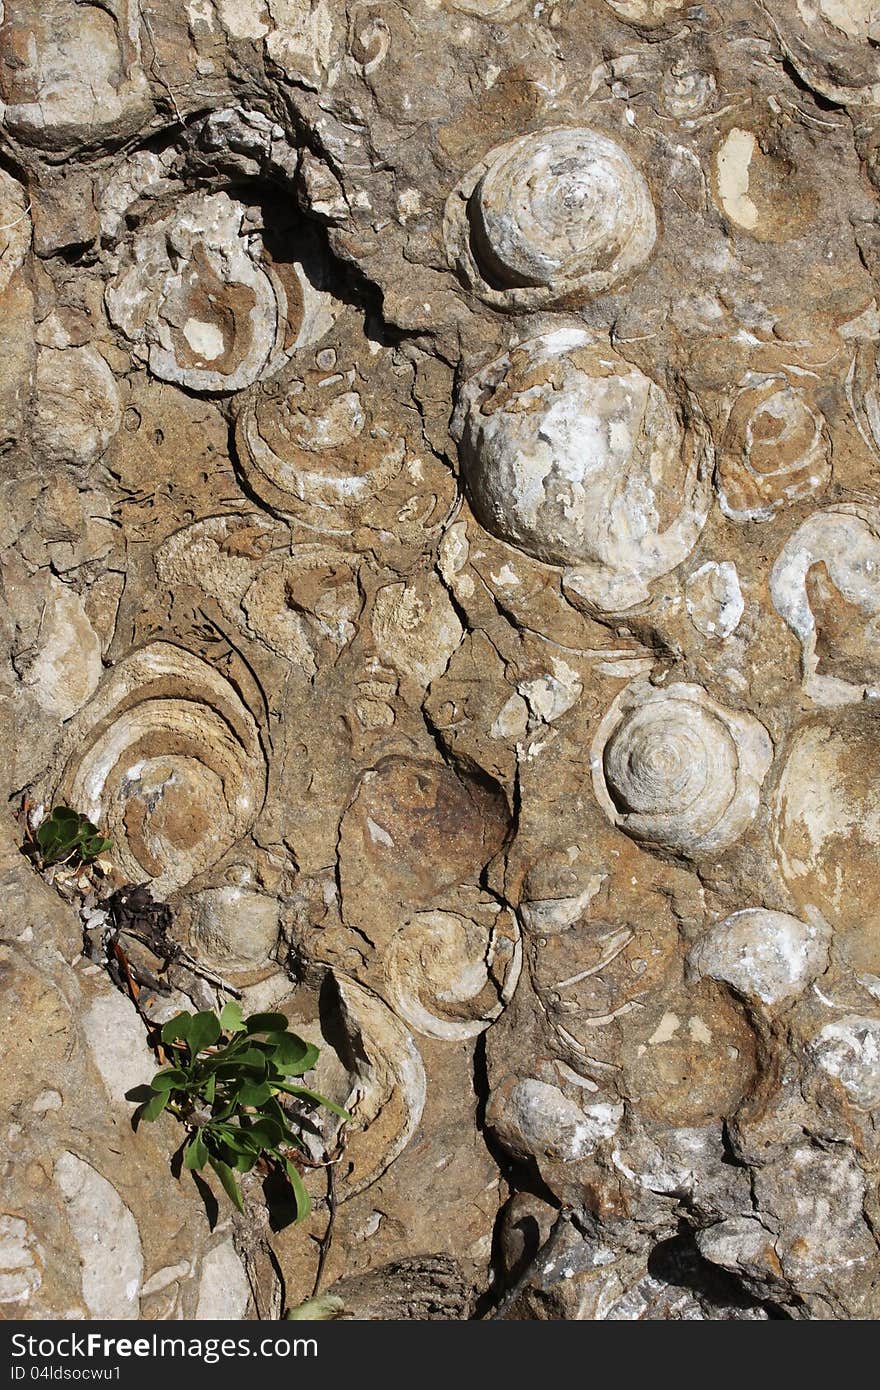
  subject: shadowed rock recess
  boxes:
[4,0,880,1323]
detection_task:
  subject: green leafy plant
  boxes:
[30,805,112,867]
[132,1001,348,1217]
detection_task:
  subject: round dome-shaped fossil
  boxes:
[808,1014,880,1110]
[451,329,712,613]
[183,885,281,977]
[761,0,880,108]
[382,900,521,1041]
[591,679,773,857]
[49,643,267,894]
[443,128,656,309]
[106,191,321,394]
[688,908,831,1007]
[770,505,880,705]
[715,375,832,523]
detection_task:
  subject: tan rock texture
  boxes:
[3,0,880,1321]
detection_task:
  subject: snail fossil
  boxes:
[770,504,880,706]
[48,643,266,894]
[106,191,315,394]
[452,328,712,614]
[715,374,831,523]
[591,678,773,858]
[444,127,656,310]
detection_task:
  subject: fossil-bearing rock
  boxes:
[3,0,880,1324]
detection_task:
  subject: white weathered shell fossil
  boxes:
[685,561,744,639]
[106,191,333,393]
[32,346,121,468]
[604,0,685,22]
[770,505,880,705]
[591,679,773,857]
[0,1,152,151]
[283,973,426,1200]
[184,886,281,976]
[715,375,832,523]
[486,1077,623,1165]
[370,574,463,689]
[382,899,521,1041]
[12,577,103,722]
[452,328,712,613]
[444,128,656,309]
[808,1014,880,1110]
[50,642,266,894]
[688,908,831,1007]
[771,713,880,974]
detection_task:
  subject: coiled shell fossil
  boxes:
[382,898,521,1041]
[760,0,880,108]
[715,375,832,523]
[49,643,266,894]
[591,679,773,857]
[106,191,321,393]
[444,128,656,309]
[235,352,405,533]
[770,505,880,705]
[452,328,712,613]
[282,973,426,1200]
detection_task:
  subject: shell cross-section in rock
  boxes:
[452,328,712,612]
[106,191,309,393]
[47,643,267,894]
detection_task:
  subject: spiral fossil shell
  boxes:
[282,973,426,1200]
[50,643,266,893]
[451,328,712,613]
[715,375,832,523]
[382,899,521,1041]
[444,128,656,309]
[591,679,773,857]
[770,505,880,705]
[235,354,406,532]
[106,191,320,393]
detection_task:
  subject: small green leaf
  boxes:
[141,1090,169,1122]
[208,1156,244,1212]
[274,1082,351,1119]
[187,1010,222,1056]
[219,999,245,1033]
[161,1013,194,1047]
[283,1158,311,1222]
[272,1033,320,1074]
[245,1012,289,1036]
[183,1132,209,1170]
[285,1295,344,1321]
[149,1067,188,1092]
[203,1072,216,1104]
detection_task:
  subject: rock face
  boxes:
[3,0,880,1323]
